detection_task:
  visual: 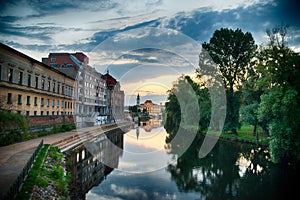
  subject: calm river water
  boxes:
[66,121,298,200]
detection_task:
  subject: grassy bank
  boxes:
[219,128,269,146]
[15,144,49,200]
[183,125,270,147]
[16,145,70,200]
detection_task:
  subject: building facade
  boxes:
[0,43,125,127]
[0,43,75,124]
[111,82,125,121]
[140,99,163,118]
[43,52,108,127]
[104,72,125,122]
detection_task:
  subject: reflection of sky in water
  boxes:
[118,126,176,173]
[235,148,266,177]
[86,126,198,200]
[86,168,199,200]
[85,125,285,200]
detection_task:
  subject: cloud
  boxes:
[1,1,299,54]
[1,0,299,105]
[110,184,148,199]
[86,192,122,200]
[86,164,199,199]
[0,0,284,48]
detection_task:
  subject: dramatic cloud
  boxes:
[0,0,299,104]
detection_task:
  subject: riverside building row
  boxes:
[0,43,124,127]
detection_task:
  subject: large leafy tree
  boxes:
[202,28,257,134]
[257,26,300,91]
[257,26,300,164]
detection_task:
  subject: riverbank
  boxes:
[217,128,269,147]
[16,145,70,199]
[216,133,269,147]
[185,125,270,147]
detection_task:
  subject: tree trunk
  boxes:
[253,123,257,136]
[253,123,259,145]
[229,85,237,135]
[232,128,237,135]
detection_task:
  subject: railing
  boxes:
[4,140,44,200]
[0,122,75,146]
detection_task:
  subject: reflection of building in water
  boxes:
[141,119,163,132]
[136,125,140,140]
[66,131,124,200]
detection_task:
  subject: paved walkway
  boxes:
[0,125,106,198]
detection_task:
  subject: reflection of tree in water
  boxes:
[165,131,290,199]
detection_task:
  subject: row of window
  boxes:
[7,93,73,109]
[77,97,106,104]
[5,67,73,96]
[78,87,106,98]
[50,64,73,68]
[17,110,73,116]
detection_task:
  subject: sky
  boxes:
[1,0,299,105]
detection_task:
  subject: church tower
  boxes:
[137,93,140,106]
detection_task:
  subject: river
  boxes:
[66,120,298,200]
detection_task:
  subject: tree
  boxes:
[239,62,268,143]
[257,26,300,164]
[164,75,211,142]
[202,28,257,134]
[257,25,300,91]
[258,86,300,164]
[164,88,181,142]
[129,105,138,113]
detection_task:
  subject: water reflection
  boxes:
[66,131,124,200]
[140,119,162,132]
[66,123,298,200]
[118,119,174,173]
[166,130,298,199]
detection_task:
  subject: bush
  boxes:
[0,110,28,133]
[0,110,28,146]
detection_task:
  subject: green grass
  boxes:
[48,146,63,162]
[16,145,70,199]
[166,123,270,147]
[237,125,269,145]
[16,144,50,200]
[35,176,49,187]
[205,125,270,146]
[40,146,70,198]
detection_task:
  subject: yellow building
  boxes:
[0,43,75,122]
